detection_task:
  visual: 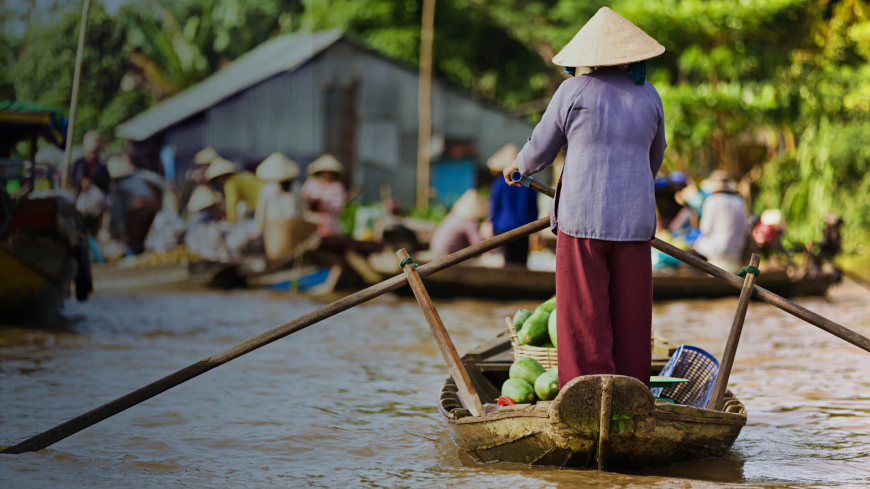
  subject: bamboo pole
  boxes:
[0,216,551,455]
[707,254,760,411]
[416,0,436,208]
[398,249,484,416]
[510,172,870,354]
[61,0,91,189]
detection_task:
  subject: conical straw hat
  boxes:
[193,147,220,166]
[107,155,136,179]
[307,153,345,176]
[486,143,519,172]
[256,152,300,182]
[451,189,489,220]
[552,7,665,68]
[187,185,219,213]
[204,157,237,181]
[700,170,738,193]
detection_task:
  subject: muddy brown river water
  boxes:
[1,275,868,488]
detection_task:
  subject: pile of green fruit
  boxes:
[513,297,558,348]
[501,357,560,404]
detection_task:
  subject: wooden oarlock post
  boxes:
[597,377,614,471]
[707,254,761,411]
[397,249,484,417]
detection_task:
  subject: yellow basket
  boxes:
[506,317,558,369]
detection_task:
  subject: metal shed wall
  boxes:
[159,38,535,204]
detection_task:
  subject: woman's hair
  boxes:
[280,179,294,192]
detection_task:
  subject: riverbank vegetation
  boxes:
[2,0,868,274]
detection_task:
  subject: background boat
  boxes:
[367,258,838,301]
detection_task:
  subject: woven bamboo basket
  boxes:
[506,317,676,370]
[506,317,558,369]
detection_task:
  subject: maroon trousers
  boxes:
[555,230,653,388]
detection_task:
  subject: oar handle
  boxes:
[517,174,870,354]
[510,171,555,198]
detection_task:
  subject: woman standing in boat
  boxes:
[505,7,667,388]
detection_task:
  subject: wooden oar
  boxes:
[707,254,760,411]
[510,171,870,354]
[0,216,551,455]
[397,249,484,416]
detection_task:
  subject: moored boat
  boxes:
[187,236,384,291]
[369,259,837,301]
[442,331,747,469]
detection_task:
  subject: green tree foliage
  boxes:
[754,0,870,254]
[7,2,152,145]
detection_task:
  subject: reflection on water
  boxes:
[1,278,868,488]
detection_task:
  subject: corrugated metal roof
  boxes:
[116,29,343,141]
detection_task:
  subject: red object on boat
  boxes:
[496,396,516,407]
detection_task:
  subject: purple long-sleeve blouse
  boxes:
[517,67,666,241]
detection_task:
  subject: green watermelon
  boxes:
[541,342,555,349]
[509,357,546,385]
[536,297,557,314]
[502,378,536,404]
[535,370,560,401]
[513,309,533,329]
[535,369,559,401]
[548,309,558,348]
[519,310,550,345]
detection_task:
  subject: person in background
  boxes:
[107,155,162,255]
[487,143,539,266]
[654,171,687,229]
[668,182,706,243]
[70,130,110,195]
[430,189,488,255]
[184,185,234,263]
[692,170,748,271]
[253,152,308,261]
[503,7,667,388]
[752,209,791,265]
[205,157,263,223]
[301,154,347,237]
[178,147,220,216]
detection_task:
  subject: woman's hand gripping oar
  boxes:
[1,216,551,455]
[510,171,870,354]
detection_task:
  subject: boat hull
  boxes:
[441,362,747,470]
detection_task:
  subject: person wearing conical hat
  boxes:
[693,170,748,271]
[486,143,538,265]
[751,209,791,266]
[301,153,347,237]
[503,7,667,389]
[252,152,311,259]
[430,189,488,256]
[205,157,263,223]
[179,147,221,217]
[183,184,236,263]
[106,154,162,254]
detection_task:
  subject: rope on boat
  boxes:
[737,266,761,278]
[399,256,419,268]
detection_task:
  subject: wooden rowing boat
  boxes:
[1,193,92,325]
[370,260,837,300]
[441,331,747,469]
[187,236,384,290]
